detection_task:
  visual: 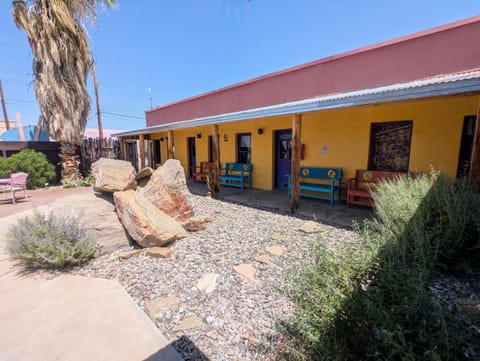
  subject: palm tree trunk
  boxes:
[59,143,82,184]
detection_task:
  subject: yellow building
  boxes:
[116,16,480,192]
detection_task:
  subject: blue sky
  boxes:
[1,0,480,131]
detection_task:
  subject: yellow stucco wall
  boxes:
[148,94,479,190]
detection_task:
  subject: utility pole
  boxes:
[91,60,104,140]
[0,79,10,130]
[148,88,153,109]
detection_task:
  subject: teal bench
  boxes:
[219,162,252,190]
[287,167,342,207]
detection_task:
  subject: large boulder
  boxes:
[45,193,131,255]
[92,158,137,193]
[114,190,187,247]
[137,159,194,221]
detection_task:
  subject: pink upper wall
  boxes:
[146,16,480,127]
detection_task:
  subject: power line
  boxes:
[6,98,36,104]
[101,111,144,120]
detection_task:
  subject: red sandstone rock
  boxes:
[138,159,194,221]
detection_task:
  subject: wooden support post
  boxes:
[0,79,10,130]
[212,124,220,192]
[119,137,125,160]
[468,96,480,188]
[139,134,146,169]
[16,112,25,141]
[167,130,175,159]
[290,114,302,212]
[33,115,42,141]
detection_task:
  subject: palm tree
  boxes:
[12,0,116,183]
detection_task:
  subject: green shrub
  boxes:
[6,211,97,268]
[281,172,479,360]
[373,172,480,270]
[62,172,94,188]
[0,149,56,188]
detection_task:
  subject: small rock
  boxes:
[206,331,218,340]
[181,215,213,232]
[175,315,205,331]
[145,296,180,319]
[265,245,286,256]
[182,217,207,232]
[136,167,154,181]
[200,215,213,222]
[145,247,173,258]
[455,297,480,322]
[234,264,256,283]
[271,233,289,241]
[196,273,220,293]
[299,220,321,233]
[118,249,143,260]
[255,254,273,265]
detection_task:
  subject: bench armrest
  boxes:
[346,177,357,190]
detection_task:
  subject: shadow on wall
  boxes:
[143,335,210,361]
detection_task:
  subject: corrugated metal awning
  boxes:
[115,70,480,137]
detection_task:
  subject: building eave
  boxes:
[114,70,480,138]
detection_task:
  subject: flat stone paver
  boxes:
[265,245,286,256]
[0,208,182,361]
[234,263,256,282]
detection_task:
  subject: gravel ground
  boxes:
[71,194,479,360]
[72,194,359,360]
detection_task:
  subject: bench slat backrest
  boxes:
[200,162,215,173]
[225,162,252,173]
[355,169,408,185]
[299,167,342,181]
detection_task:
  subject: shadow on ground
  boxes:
[144,335,210,361]
[187,180,371,230]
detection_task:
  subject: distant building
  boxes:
[0,125,49,141]
[0,121,15,136]
[83,128,123,139]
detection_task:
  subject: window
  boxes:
[368,120,413,172]
[237,133,251,164]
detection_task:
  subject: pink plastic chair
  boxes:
[0,172,29,204]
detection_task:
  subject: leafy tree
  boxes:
[12,0,116,183]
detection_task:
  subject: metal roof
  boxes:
[115,70,480,137]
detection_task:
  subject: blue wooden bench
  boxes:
[219,162,252,190]
[287,167,342,207]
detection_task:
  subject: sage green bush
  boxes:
[6,211,97,268]
[62,172,94,188]
[281,172,479,360]
[0,149,56,188]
